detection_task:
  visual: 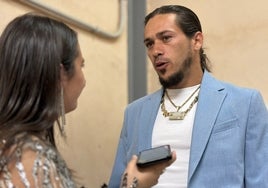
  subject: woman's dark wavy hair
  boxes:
[145,5,211,72]
[0,13,78,148]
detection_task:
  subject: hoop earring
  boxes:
[60,87,66,136]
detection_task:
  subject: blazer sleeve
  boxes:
[244,90,268,186]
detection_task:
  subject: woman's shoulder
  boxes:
[1,133,57,161]
[0,133,75,188]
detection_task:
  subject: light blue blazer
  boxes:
[109,71,268,188]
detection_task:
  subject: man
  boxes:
[109,5,268,188]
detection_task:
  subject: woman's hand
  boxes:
[121,151,176,188]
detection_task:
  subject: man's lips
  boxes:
[154,60,169,71]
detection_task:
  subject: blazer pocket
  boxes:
[212,118,238,134]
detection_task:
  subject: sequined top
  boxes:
[0,133,76,188]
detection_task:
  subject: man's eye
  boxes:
[145,42,153,48]
[162,36,171,42]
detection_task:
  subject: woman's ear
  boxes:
[60,64,68,86]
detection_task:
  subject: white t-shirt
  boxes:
[152,85,200,188]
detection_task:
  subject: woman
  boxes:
[0,13,175,187]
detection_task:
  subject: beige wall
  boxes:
[0,0,127,187]
[1,0,268,187]
[147,0,268,105]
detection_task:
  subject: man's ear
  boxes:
[192,31,203,50]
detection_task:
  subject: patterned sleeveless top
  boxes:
[0,133,76,188]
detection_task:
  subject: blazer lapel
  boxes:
[188,72,227,181]
[138,89,163,151]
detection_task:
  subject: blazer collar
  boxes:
[188,71,227,181]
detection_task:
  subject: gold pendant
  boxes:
[169,111,186,120]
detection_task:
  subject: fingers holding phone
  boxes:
[121,145,176,188]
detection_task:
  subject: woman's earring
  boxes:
[60,87,66,136]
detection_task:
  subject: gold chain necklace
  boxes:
[161,86,200,120]
[166,86,200,111]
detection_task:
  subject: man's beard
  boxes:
[159,54,193,88]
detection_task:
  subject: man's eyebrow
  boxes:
[157,30,173,36]
[144,30,174,43]
[144,38,151,44]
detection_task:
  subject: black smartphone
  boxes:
[136,145,172,168]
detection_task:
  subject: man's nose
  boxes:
[152,41,164,58]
